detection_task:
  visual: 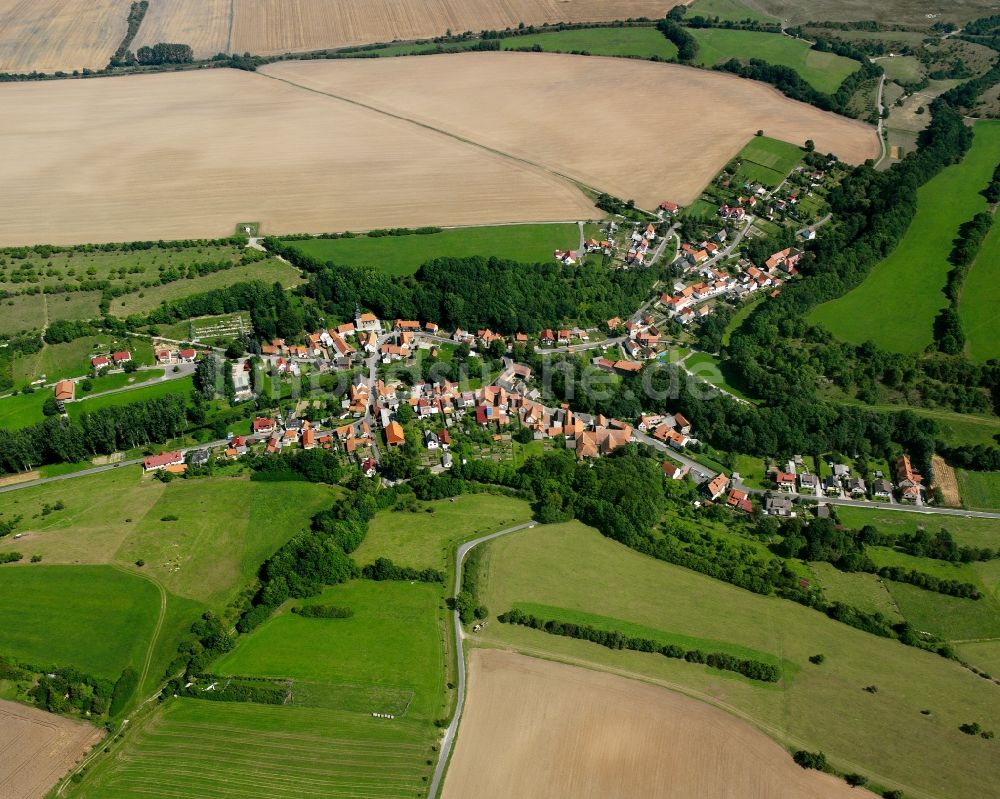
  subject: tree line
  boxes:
[0,394,189,474]
[497,608,781,682]
[935,209,995,354]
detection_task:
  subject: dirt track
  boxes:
[264,53,880,208]
[443,649,877,799]
[0,699,102,799]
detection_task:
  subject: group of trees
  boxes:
[361,557,443,583]
[264,239,664,336]
[246,448,344,485]
[2,659,114,718]
[0,395,189,474]
[497,608,781,682]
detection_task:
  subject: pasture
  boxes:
[444,649,866,799]
[69,697,435,799]
[959,206,1000,363]
[809,121,1000,352]
[690,28,860,94]
[880,55,923,84]
[832,504,1000,550]
[955,469,1000,511]
[807,562,904,621]
[0,68,595,245]
[0,699,103,799]
[502,26,679,59]
[284,224,580,277]
[0,565,159,680]
[216,580,446,719]
[0,292,103,337]
[0,0,126,74]
[262,54,879,209]
[0,467,337,606]
[355,493,533,572]
[476,520,1000,799]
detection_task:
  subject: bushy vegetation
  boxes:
[291,604,354,618]
[498,607,781,682]
[361,557,443,583]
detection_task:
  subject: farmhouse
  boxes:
[91,355,110,369]
[112,350,132,365]
[53,379,75,402]
[143,451,184,472]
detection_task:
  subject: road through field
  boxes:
[429,519,538,799]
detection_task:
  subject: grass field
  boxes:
[833,505,1000,549]
[0,370,166,431]
[959,206,1000,363]
[808,562,904,621]
[354,494,533,572]
[0,468,337,605]
[284,224,580,277]
[501,26,678,59]
[0,565,159,680]
[476,520,1000,798]
[0,292,103,336]
[733,135,804,187]
[112,259,304,317]
[689,28,860,94]
[880,55,923,83]
[13,335,155,386]
[217,580,446,719]
[810,121,1000,351]
[684,350,756,400]
[68,697,436,799]
[956,469,1000,511]
[65,376,194,418]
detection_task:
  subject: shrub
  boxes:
[793,750,828,771]
[109,667,139,716]
[809,654,825,664]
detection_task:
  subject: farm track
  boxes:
[256,71,614,211]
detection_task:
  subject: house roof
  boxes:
[53,379,74,401]
[385,421,405,446]
[144,451,182,469]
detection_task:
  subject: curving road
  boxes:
[428,520,538,799]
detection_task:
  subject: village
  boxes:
[134,305,930,520]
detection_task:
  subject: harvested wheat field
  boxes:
[0,699,103,799]
[444,650,874,799]
[263,53,881,208]
[0,0,129,74]
[132,0,233,61]
[0,69,595,245]
[231,0,677,57]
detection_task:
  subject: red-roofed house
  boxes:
[91,355,110,369]
[252,417,276,434]
[53,379,75,402]
[112,351,131,364]
[143,451,184,472]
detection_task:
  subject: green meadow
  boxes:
[0,565,159,680]
[67,698,436,799]
[501,26,679,59]
[689,0,779,23]
[216,580,446,720]
[354,493,533,572]
[690,28,860,93]
[833,504,1000,550]
[733,135,804,187]
[810,121,1000,351]
[282,224,580,277]
[476,520,1000,799]
[959,207,1000,363]
[956,469,1000,511]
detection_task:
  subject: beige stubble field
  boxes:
[0,699,103,799]
[263,53,881,207]
[132,0,678,61]
[0,0,129,74]
[444,649,875,799]
[0,69,596,245]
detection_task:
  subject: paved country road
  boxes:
[428,520,538,799]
